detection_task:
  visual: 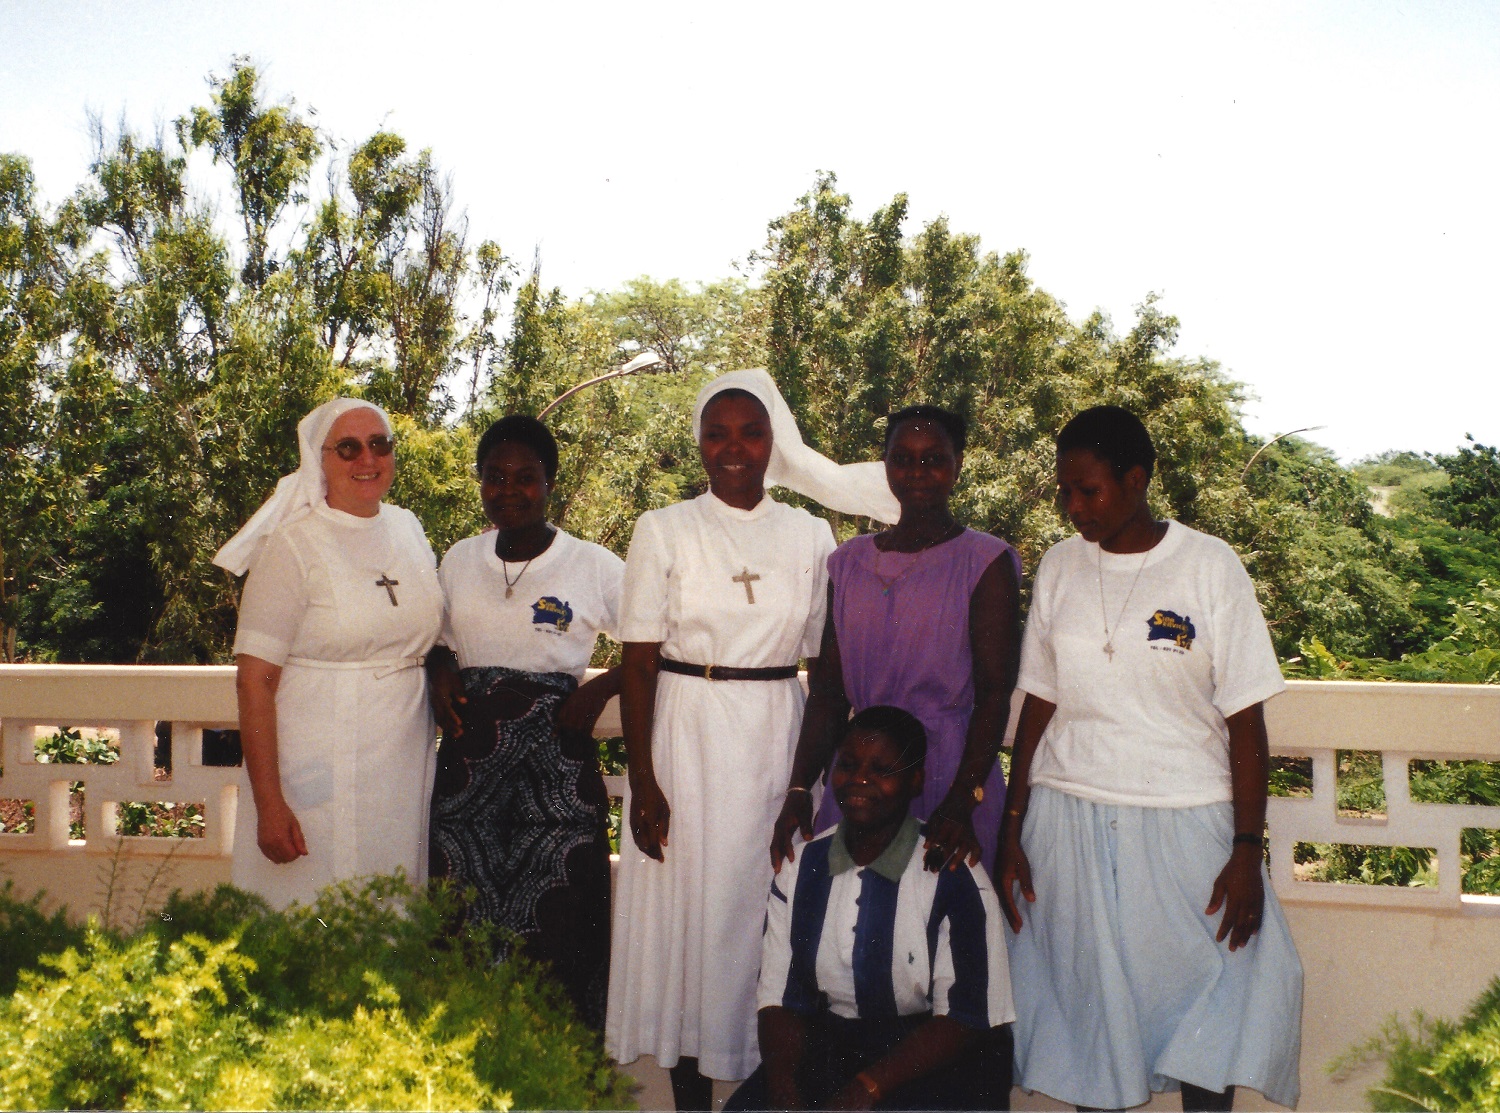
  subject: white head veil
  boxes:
[692,369,900,523]
[212,397,394,576]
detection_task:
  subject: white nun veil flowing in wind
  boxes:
[212,397,393,576]
[607,368,897,1081]
[691,368,901,524]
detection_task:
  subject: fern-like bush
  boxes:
[1333,976,1500,1111]
[0,876,634,1111]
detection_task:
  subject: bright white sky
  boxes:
[3,0,1496,462]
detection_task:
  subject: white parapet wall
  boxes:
[2,666,1499,1110]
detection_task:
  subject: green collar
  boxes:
[828,815,921,882]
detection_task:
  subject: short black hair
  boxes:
[476,415,559,481]
[844,705,928,770]
[1055,405,1156,479]
[884,404,967,456]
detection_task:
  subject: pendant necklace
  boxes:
[497,529,550,599]
[501,557,533,599]
[1098,547,1151,662]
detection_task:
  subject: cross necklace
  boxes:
[367,527,400,606]
[732,567,761,604]
[1097,548,1150,661]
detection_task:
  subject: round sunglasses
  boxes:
[322,434,397,461]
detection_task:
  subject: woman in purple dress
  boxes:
[772,405,1022,877]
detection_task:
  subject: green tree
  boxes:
[0,155,69,661]
[1431,436,1500,535]
[177,57,320,289]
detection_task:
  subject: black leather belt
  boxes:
[659,658,799,682]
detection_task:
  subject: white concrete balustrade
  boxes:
[2,665,1499,1110]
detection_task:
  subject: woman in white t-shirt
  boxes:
[998,406,1303,1113]
[426,414,624,1029]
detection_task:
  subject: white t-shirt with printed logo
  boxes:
[437,528,624,680]
[1017,521,1285,807]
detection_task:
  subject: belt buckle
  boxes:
[704,664,717,681]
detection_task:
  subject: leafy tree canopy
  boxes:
[0,67,1485,676]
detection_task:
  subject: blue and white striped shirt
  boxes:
[758,818,1015,1029]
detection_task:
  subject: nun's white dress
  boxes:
[230,502,443,910]
[606,491,835,1082]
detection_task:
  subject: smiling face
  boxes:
[830,726,924,831]
[698,390,773,508]
[478,440,553,533]
[1056,447,1150,546]
[322,407,394,517]
[884,417,961,516]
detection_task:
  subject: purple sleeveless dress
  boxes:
[812,529,1021,873]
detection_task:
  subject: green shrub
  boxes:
[0,876,634,1110]
[0,882,86,996]
[34,727,119,765]
[1333,976,1500,1111]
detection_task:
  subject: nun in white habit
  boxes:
[214,397,443,910]
[606,370,899,1103]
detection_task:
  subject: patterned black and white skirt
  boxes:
[428,665,611,1029]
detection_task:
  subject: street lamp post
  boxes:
[537,351,666,420]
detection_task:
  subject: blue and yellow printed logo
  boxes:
[1146,609,1195,650]
[531,596,574,634]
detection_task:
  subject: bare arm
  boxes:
[996,692,1056,932]
[1206,702,1270,951]
[757,1006,810,1110]
[621,641,668,860]
[925,553,1021,871]
[425,645,466,737]
[772,581,849,871]
[557,664,623,735]
[824,1015,980,1111]
[235,654,307,864]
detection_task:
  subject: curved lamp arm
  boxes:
[537,351,664,420]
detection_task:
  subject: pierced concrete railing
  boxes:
[4,668,1500,906]
[1261,680,1500,910]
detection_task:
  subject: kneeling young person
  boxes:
[728,706,1014,1112]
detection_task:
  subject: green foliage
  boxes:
[752,173,1418,656]
[1382,515,1500,649]
[1286,580,1500,686]
[34,726,118,765]
[1333,976,1500,1111]
[0,876,632,1110]
[2,67,1490,676]
[177,57,320,289]
[114,801,205,839]
[0,883,86,997]
[1431,436,1500,536]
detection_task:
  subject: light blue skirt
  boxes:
[1007,786,1303,1110]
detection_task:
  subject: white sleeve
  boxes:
[598,547,627,642]
[233,529,309,666]
[800,518,837,659]
[1015,547,1060,703]
[1209,544,1287,718]
[756,861,799,1012]
[403,507,438,569]
[930,863,1016,1029]
[436,544,460,651]
[618,511,671,644]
